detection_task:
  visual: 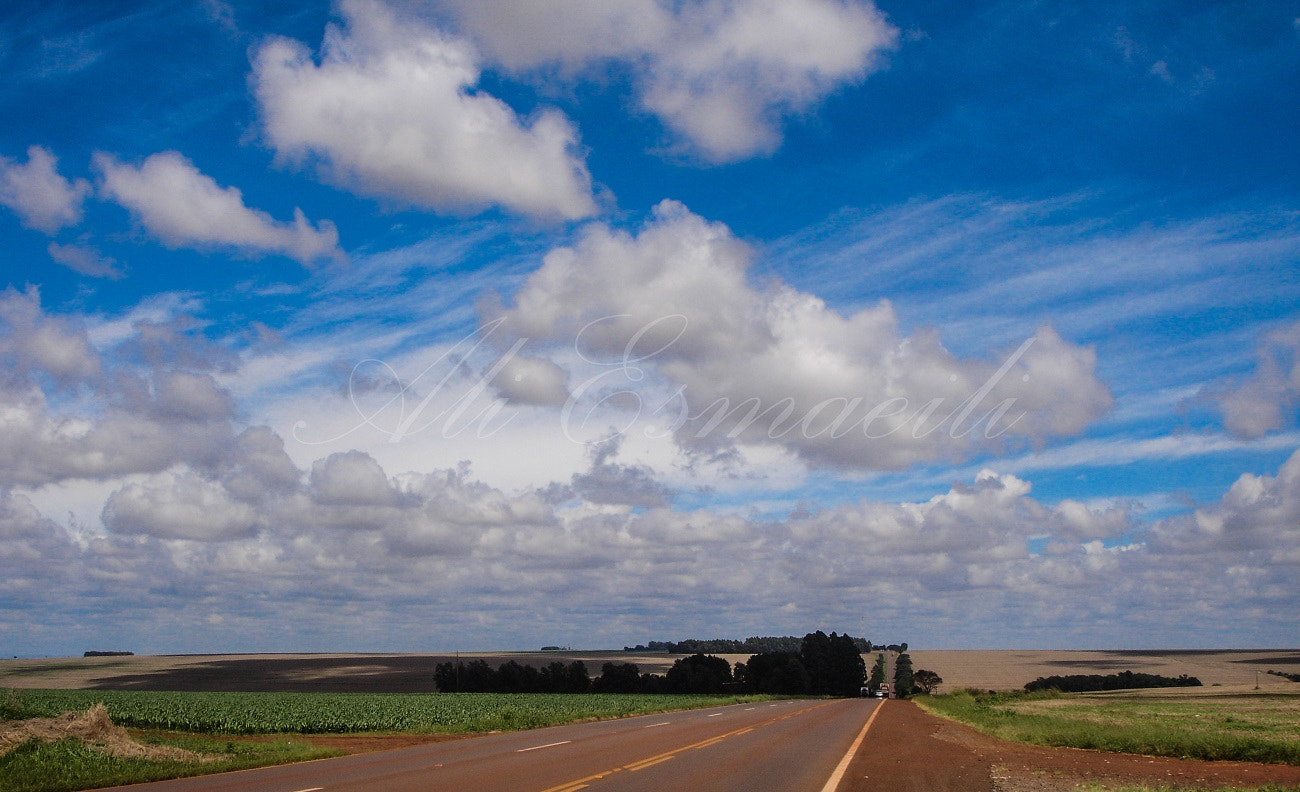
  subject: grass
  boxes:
[917,689,1300,765]
[0,735,338,792]
[1077,786,1300,792]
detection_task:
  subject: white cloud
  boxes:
[47,242,124,279]
[103,469,262,541]
[494,200,1112,470]
[1150,449,1300,566]
[1216,320,1300,438]
[94,150,343,265]
[0,145,90,234]
[251,0,597,219]
[0,287,100,388]
[435,0,898,161]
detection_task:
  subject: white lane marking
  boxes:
[643,721,671,728]
[744,707,756,711]
[820,700,886,792]
[290,788,324,792]
[707,712,722,717]
[517,740,572,752]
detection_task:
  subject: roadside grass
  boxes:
[0,734,338,792]
[2,689,778,734]
[1077,785,1300,792]
[916,689,1300,765]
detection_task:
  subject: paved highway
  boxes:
[109,698,881,792]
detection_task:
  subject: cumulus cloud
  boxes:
[434,0,899,161]
[103,469,262,541]
[494,201,1112,469]
[1150,449,1300,566]
[94,150,343,265]
[0,287,100,388]
[1216,320,1300,438]
[250,0,597,219]
[0,145,90,233]
[47,241,124,279]
[489,352,570,407]
[0,291,243,488]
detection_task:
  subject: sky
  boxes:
[1,0,1297,656]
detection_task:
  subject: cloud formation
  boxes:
[94,151,343,266]
[434,0,898,161]
[251,0,597,219]
[46,242,124,279]
[1217,320,1300,438]
[0,145,90,234]
[494,201,1112,469]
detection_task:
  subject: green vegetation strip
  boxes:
[2,689,775,734]
[0,736,336,792]
[917,690,1300,766]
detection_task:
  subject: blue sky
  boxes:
[1,0,1297,656]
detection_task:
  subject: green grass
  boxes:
[2,688,776,734]
[1077,785,1300,792]
[0,735,337,792]
[917,689,1300,765]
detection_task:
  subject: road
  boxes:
[108,698,881,792]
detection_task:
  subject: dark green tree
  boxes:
[912,669,942,695]
[893,652,915,698]
[665,654,733,693]
[868,653,886,692]
[739,651,810,694]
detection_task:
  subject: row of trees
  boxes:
[435,632,873,696]
[1024,670,1201,693]
[866,651,941,697]
[624,634,875,655]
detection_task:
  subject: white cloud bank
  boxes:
[0,145,90,234]
[434,0,899,161]
[95,151,343,266]
[251,0,597,220]
[493,201,1113,470]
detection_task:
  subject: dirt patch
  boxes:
[0,704,218,763]
[841,700,1300,792]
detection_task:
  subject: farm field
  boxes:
[918,687,1300,766]
[3,648,1298,693]
[0,689,773,734]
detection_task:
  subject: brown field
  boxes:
[1,649,1297,693]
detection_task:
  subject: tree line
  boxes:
[623,635,875,655]
[1024,670,1202,693]
[437,632,872,696]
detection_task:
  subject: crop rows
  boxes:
[1,689,764,735]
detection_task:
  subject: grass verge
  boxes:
[917,689,1300,765]
[0,734,338,792]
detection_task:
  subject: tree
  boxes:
[594,662,644,693]
[912,669,942,695]
[893,652,915,698]
[739,652,810,694]
[665,654,733,693]
[800,631,866,696]
[868,653,886,693]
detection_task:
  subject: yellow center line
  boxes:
[538,701,835,792]
[626,754,675,772]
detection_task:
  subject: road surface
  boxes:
[108,698,880,792]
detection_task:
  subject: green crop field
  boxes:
[918,688,1300,765]
[2,688,773,734]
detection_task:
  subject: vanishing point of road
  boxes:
[107,698,882,792]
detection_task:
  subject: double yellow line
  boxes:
[540,702,836,792]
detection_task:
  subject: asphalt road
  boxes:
[108,698,880,792]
